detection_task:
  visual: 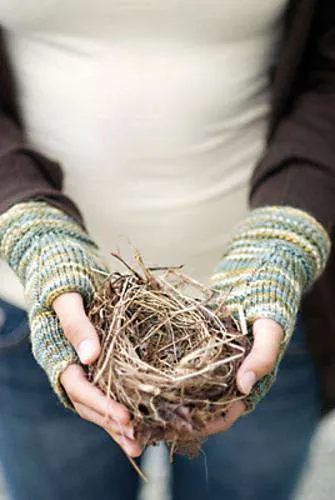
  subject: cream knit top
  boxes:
[0,0,286,308]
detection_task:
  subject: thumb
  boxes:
[53,292,101,365]
[237,318,283,395]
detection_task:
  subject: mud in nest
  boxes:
[88,253,251,459]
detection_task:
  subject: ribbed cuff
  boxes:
[30,312,78,407]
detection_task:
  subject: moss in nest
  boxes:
[88,252,251,459]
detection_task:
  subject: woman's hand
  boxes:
[0,203,328,447]
[56,295,284,452]
[56,293,283,448]
[54,292,143,457]
[202,317,283,436]
[210,206,330,413]
[0,201,143,457]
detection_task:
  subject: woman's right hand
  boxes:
[0,201,143,456]
[55,292,143,457]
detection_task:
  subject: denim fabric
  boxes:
[172,317,321,500]
[0,299,321,500]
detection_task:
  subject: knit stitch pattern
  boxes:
[0,202,108,405]
[210,206,330,412]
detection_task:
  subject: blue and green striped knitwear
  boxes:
[0,202,331,411]
[211,206,330,411]
[0,201,108,404]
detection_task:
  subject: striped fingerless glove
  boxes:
[0,201,108,404]
[211,206,331,411]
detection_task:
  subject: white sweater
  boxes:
[0,0,286,308]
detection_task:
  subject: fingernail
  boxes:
[126,428,135,440]
[107,422,134,440]
[78,339,94,364]
[240,371,257,395]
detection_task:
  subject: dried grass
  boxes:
[88,252,250,458]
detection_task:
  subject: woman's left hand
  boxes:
[206,205,330,428]
[202,317,283,436]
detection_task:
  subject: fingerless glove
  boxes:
[0,201,108,403]
[210,206,330,411]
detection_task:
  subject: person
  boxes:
[0,0,335,499]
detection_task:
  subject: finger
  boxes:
[53,292,100,364]
[74,402,142,457]
[107,430,143,458]
[74,402,135,440]
[203,401,245,436]
[237,318,284,395]
[61,364,131,427]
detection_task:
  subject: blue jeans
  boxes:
[0,299,321,500]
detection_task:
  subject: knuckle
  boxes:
[59,371,71,391]
[77,409,85,420]
[115,411,130,427]
[60,365,83,400]
[60,363,78,383]
[100,416,110,430]
[107,429,120,443]
[74,404,85,419]
[63,322,86,347]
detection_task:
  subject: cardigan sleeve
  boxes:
[250,0,335,234]
[0,32,83,225]
[0,113,83,224]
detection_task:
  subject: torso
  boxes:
[0,0,287,307]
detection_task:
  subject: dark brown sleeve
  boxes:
[250,1,335,234]
[0,115,83,224]
[0,32,83,225]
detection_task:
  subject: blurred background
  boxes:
[2,412,335,500]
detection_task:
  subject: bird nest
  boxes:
[88,253,250,459]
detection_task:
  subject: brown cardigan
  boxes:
[1,0,335,412]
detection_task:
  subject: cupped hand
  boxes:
[53,294,283,449]
[53,292,143,457]
[202,317,284,436]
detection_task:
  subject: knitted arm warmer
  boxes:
[0,201,108,404]
[210,206,331,411]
